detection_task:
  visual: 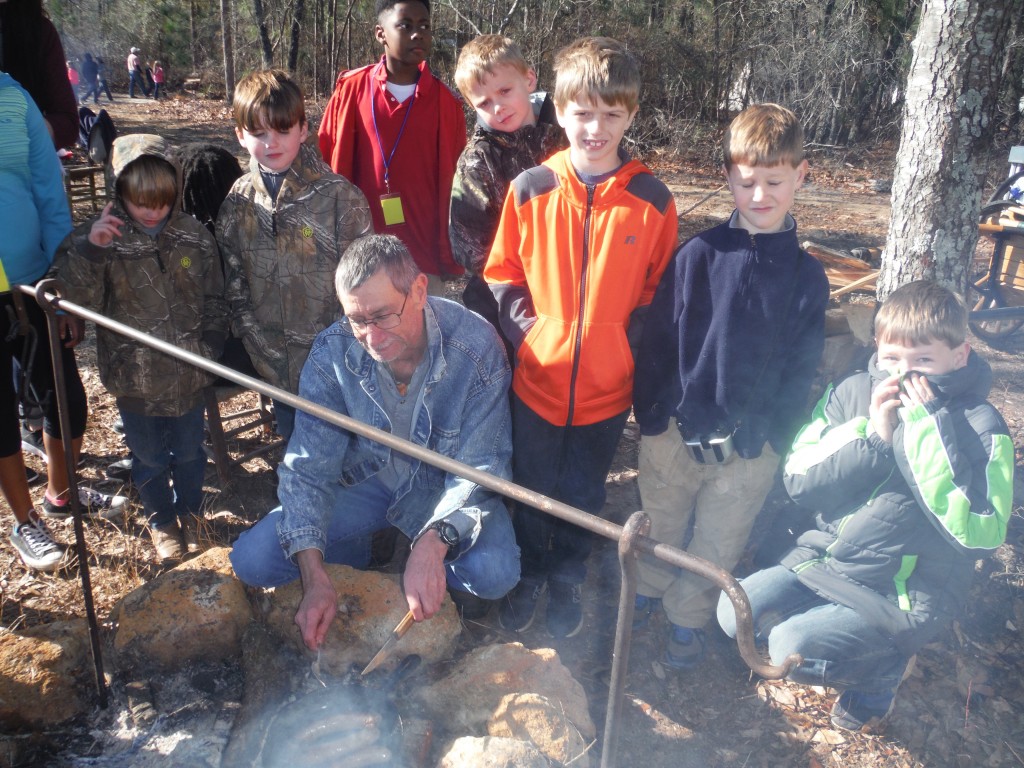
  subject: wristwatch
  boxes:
[429,520,460,552]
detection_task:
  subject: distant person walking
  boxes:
[80,53,99,104]
[66,60,79,92]
[95,57,114,102]
[126,46,144,97]
[152,61,164,99]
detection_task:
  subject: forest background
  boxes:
[47,0,1024,161]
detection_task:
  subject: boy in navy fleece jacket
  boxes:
[631,103,829,670]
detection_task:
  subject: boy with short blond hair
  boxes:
[450,34,564,354]
[217,69,372,439]
[719,280,1013,731]
[56,134,227,562]
[485,36,678,637]
[632,103,829,669]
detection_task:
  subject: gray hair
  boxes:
[335,234,421,299]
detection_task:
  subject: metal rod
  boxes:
[22,282,803,763]
[31,281,108,708]
[601,511,650,768]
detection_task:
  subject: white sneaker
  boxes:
[10,517,65,571]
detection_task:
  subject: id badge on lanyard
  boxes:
[371,71,416,228]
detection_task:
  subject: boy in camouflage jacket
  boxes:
[56,133,228,561]
[449,35,563,356]
[216,70,371,438]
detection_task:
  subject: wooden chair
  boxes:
[203,386,282,484]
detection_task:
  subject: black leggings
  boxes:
[1,293,87,458]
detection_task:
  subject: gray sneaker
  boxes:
[10,517,65,571]
[41,487,129,521]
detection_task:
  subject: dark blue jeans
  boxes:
[119,404,206,528]
[511,395,629,586]
[717,565,910,693]
[229,477,520,599]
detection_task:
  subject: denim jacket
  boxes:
[276,297,512,560]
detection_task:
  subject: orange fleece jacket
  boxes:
[484,149,678,426]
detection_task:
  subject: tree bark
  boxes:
[287,0,305,74]
[253,0,274,67]
[879,0,1013,299]
[221,0,235,102]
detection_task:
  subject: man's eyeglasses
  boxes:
[343,293,409,332]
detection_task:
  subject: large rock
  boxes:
[438,736,551,768]
[111,547,253,669]
[0,619,90,729]
[489,692,593,767]
[413,642,595,740]
[261,564,461,674]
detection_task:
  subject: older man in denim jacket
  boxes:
[230,235,520,650]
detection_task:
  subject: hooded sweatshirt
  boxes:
[484,148,678,426]
[56,134,228,416]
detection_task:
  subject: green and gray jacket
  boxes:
[216,141,371,392]
[56,134,228,417]
[781,351,1013,655]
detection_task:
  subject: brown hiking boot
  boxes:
[150,522,184,562]
[180,515,203,554]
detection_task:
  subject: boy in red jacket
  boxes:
[485,36,678,637]
[318,0,465,294]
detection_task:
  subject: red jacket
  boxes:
[318,58,466,277]
[485,149,678,426]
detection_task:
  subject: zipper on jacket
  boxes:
[566,184,595,426]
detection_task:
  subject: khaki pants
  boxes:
[637,420,779,628]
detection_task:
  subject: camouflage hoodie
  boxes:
[449,92,564,276]
[56,134,228,416]
[216,140,372,392]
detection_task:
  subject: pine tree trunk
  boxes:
[221,0,235,102]
[878,0,1012,299]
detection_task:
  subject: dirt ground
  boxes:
[2,93,1023,767]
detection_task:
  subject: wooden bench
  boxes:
[64,164,106,216]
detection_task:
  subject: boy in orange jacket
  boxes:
[484,36,678,637]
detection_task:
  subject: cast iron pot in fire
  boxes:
[261,654,422,768]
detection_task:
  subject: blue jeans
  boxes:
[229,476,520,599]
[119,404,206,528]
[511,395,629,586]
[717,565,910,693]
[128,71,141,97]
[272,400,295,441]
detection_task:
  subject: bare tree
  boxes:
[878,0,1016,298]
[221,0,236,101]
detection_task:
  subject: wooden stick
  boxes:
[830,270,880,299]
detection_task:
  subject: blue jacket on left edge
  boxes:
[275,297,512,560]
[0,72,71,287]
[782,351,1013,656]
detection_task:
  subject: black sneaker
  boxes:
[829,688,897,731]
[21,426,46,462]
[25,466,44,486]
[106,457,133,483]
[448,588,491,620]
[42,487,129,521]
[546,582,584,638]
[10,517,65,571]
[498,579,546,632]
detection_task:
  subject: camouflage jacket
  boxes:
[449,92,564,275]
[56,134,229,417]
[216,141,372,393]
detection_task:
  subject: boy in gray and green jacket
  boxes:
[718,280,1014,732]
